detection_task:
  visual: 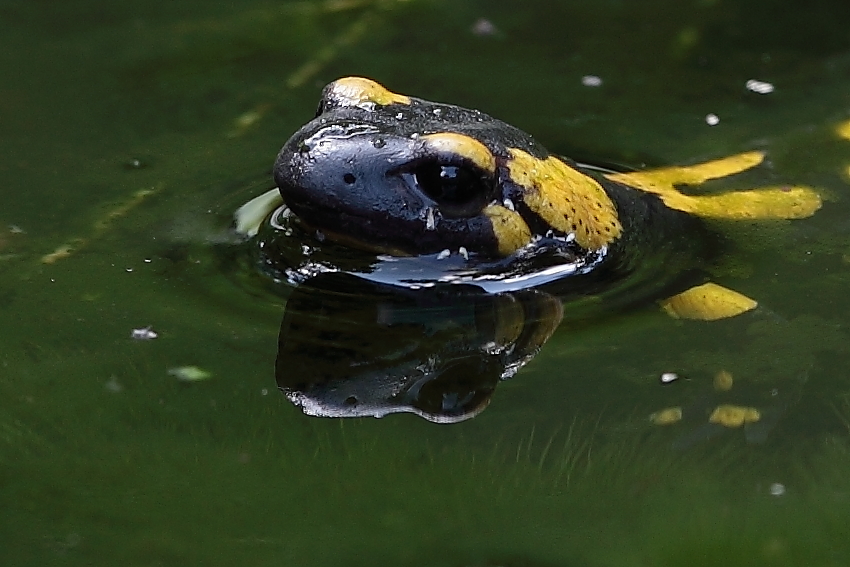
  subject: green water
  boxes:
[2,0,850,565]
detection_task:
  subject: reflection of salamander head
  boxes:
[273,77,558,258]
[275,273,564,423]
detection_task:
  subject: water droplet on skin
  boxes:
[424,207,437,231]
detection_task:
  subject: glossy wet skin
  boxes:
[273,78,598,257]
[272,77,821,263]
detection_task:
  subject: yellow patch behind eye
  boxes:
[507,148,622,250]
[328,77,410,107]
[421,133,496,173]
[482,204,533,256]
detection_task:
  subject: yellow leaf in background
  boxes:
[649,406,683,425]
[708,405,761,428]
[661,282,758,321]
[837,119,850,141]
[713,370,734,392]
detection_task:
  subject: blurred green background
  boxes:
[2,0,850,565]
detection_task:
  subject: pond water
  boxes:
[2,0,850,565]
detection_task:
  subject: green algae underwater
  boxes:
[3,0,850,565]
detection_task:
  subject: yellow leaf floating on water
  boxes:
[713,369,734,392]
[649,406,683,425]
[708,404,760,428]
[661,282,758,321]
[836,119,850,141]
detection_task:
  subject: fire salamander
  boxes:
[238,77,822,319]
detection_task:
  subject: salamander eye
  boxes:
[411,160,495,218]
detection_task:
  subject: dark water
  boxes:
[2,0,850,565]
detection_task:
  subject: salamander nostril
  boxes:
[343,173,357,184]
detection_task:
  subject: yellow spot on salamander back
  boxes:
[661,282,757,321]
[421,133,495,173]
[327,77,410,107]
[507,148,622,250]
[482,203,533,256]
[608,152,822,220]
[708,405,761,428]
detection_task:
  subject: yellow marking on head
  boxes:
[607,152,822,220]
[660,282,757,321]
[507,149,622,250]
[708,405,761,428]
[327,77,410,107]
[837,119,850,141]
[649,407,683,426]
[421,133,495,173]
[482,203,533,256]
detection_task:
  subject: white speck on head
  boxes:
[503,198,515,211]
[705,113,720,126]
[433,108,442,115]
[459,246,469,260]
[395,112,404,120]
[437,249,451,260]
[660,372,679,384]
[581,75,603,87]
[425,207,437,231]
[746,79,774,94]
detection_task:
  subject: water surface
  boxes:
[3,1,850,565]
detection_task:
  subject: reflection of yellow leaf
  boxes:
[649,406,682,425]
[713,369,734,392]
[708,404,760,427]
[661,282,757,321]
